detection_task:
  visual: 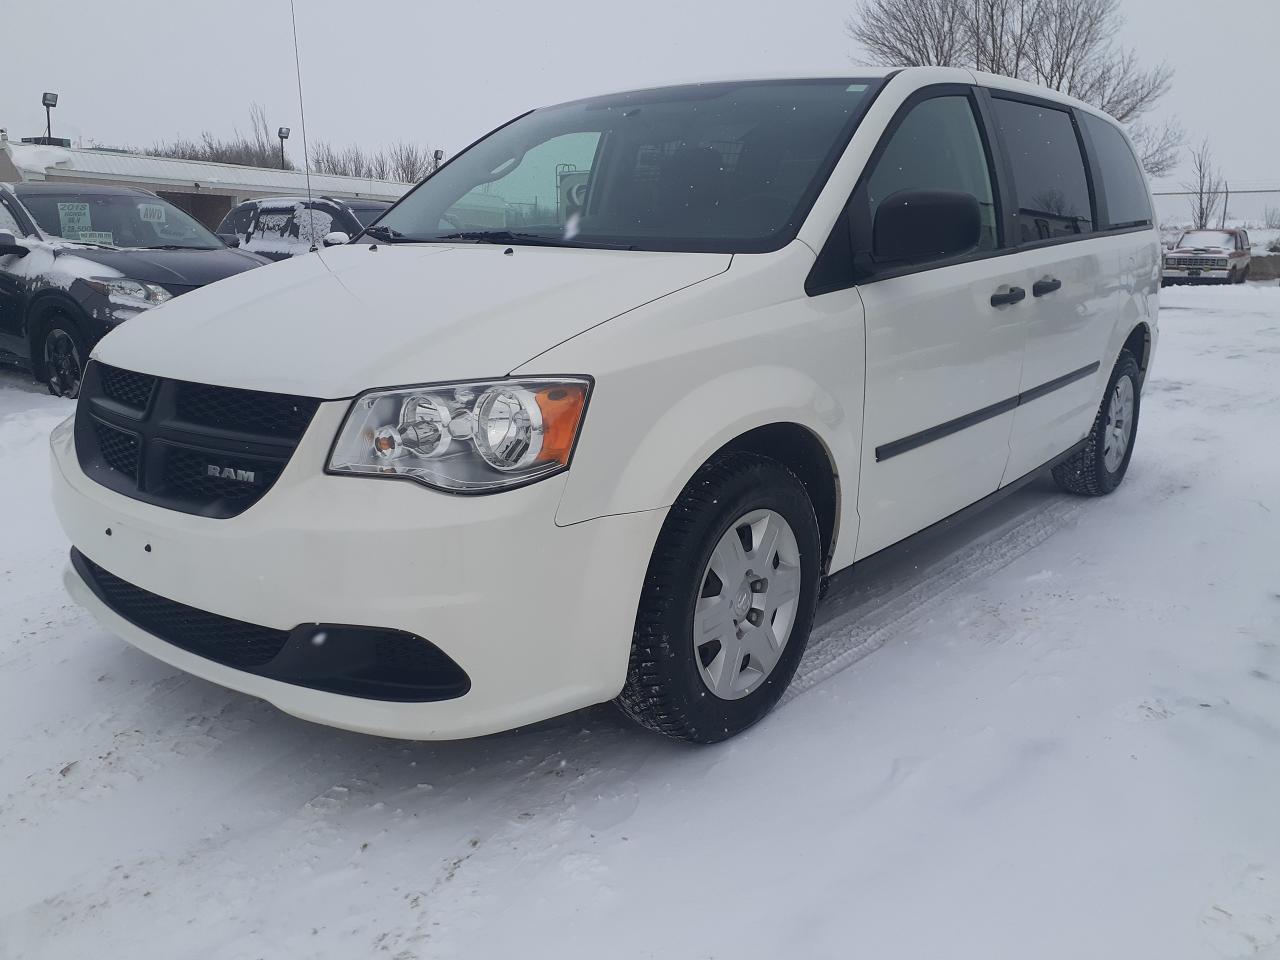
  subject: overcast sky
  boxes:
[2,0,1277,194]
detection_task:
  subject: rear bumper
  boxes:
[51,409,666,739]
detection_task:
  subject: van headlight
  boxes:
[327,378,591,493]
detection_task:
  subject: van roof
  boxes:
[555,67,1106,124]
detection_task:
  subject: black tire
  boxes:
[1227,267,1238,285]
[1240,265,1251,284]
[38,313,88,399]
[617,451,822,743]
[1052,350,1141,496]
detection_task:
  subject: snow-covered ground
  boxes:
[2,285,1279,960]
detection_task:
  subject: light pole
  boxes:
[278,126,291,169]
[42,92,58,139]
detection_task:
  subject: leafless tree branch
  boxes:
[845,0,1180,174]
[1182,139,1224,229]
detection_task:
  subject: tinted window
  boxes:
[992,98,1093,241]
[220,203,255,236]
[1081,113,1151,229]
[375,79,881,253]
[348,204,390,227]
[864,94,998,255]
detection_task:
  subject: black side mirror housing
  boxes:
[0,231,30,258]
[219,233,241,248]
[872,189,981,265]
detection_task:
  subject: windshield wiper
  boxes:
[437,230,635,250]
[142,244,217,251]
[57,238,118,250]
[363,224,416,243]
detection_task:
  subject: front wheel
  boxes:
[41,316,88,399]
[1052,350,1141,496]
[617,452,822,743]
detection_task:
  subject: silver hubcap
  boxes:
[44,329,83,398]
[1103,375,1134,473]
[694,509,802,700]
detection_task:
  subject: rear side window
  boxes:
[863,95,999,254]
[991,98,1093,242]
[252,206,297,240]
[294,204,336,245]
[1080,113,1151,229]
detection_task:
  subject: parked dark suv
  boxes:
[216,196,393,261]
[0,182,268,396]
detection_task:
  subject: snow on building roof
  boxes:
[0,139,410,202]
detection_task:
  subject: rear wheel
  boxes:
[1052,350,1140,496]
[617,452,822,743]
[40,315,87,399]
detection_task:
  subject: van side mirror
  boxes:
[872,190,981,265]
[0,231,29,258]
[219,234,241,248]
[323,231,350,248]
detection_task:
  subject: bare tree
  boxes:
[1127,118,1182,179]
[1183,139,1224,230]
[147,103,291,169]
[973,0,1041,78]
[141,103,443,184]
[846,0,1179,174]
[310,139,442,183]
[845,0,969,67]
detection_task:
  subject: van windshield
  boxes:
[371,79,882,253]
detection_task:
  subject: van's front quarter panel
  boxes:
[522,242,867,572]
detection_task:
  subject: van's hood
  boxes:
[63,245,267,291]
[93,243,731,398]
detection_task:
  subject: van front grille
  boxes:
[93,421,141,481]
[74,362,321,519]
[99,366,157,410]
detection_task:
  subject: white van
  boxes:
[51,68,1159,743]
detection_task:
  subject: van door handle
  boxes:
[990,286,1026,307]
[1032,277,1062,297]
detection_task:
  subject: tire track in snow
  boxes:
[786,492,1086,700]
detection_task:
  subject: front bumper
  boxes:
[1162,267,1231,281]
[51,405,665,739]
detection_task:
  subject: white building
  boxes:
[0,133,410,229]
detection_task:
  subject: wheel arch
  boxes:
[556,363,857,573]
[26,290,89,378]
[1121,321,1151,388]
[718,423,841,574]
